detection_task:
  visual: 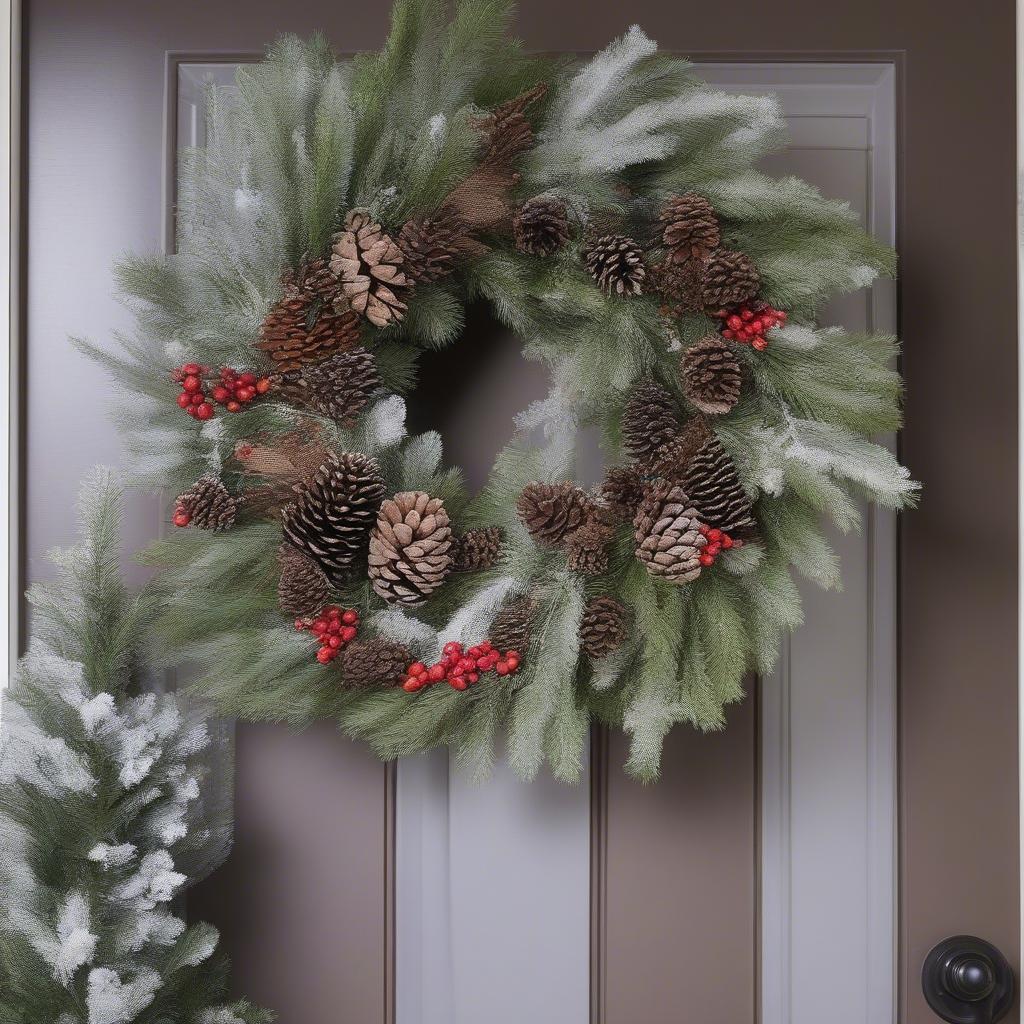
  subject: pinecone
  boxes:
[583,234,646,297]
[340,638,412,689]
[516,482,592,547]
[281,452,386,584]
[645,417,713,481]
[330,210,413,328]
[277,544,331,618]
[621,379,680,461]
[566,517,615,576]
[451,526,504,573]
[600,464,648,524]
[633,479,707,584]
[700,249,761,310]
[368,491,453,606]
[680,337,743,415]
[489,597,536,654]
[477,83,548,169]
[271,347,381,427]
[175,476,237,531]
[647,258,703,317]
[682,436,756,535]
[512,196,571,256]
[397,212,474,284]
[579,596,629,660]
[659,193,721,262]
[257,259,361,372]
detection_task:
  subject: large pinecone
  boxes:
[176,476,237,531]
[583,234,646,297]
[281,452,386,584]
[516,482,592,547]
[397,212,473,285]
[513,196,571,256]
[489,597,536,654]
[700,249,761,310]
[645,417,712,481]
[277,544,331,618]
[579,596,629,660]
[633,480,707,584]
[330,210,412,328]
[682,437,756,535]
[622,379,680,461]
[659,193,721,263]
[600,464,648,524]
[566,516,615,577]
[257,258,361,372]
[271,347,381,427]
[368,491,453,606]
[340,638,412,689]
[451,526,504,573]
[680,338,742,415]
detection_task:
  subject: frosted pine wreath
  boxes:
[83,0,918,781]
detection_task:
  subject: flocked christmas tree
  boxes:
[0,470,267,1024]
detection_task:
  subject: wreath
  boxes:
[84,1,917,782]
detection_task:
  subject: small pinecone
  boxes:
[512,196,571,256]
[621,379,680,461]
[700,249,761,310]
[176,476,237,531]
[368,492,453,606]
[489,597,536,654]
[583,234,646,297]
[516,482,592,547]
[340,638,412,689]
[330,210,413,328]
[682,436,756,535]
[600,464,648,524]
[647,259,703,317]
[277,544,331,618]
[257,259,361,372]
[272,347,381,427]
[579,596,629,660]
[566,517,615,576]
[659,193,721,262]
[451,526,504,573]
[646,417,713,481]
[397,212,472,284]
[633,479,707,584]
[281,452,386,583]
[680,337,742,415]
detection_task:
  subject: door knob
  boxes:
[922,936,1015,1024]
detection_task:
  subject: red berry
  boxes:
[186,407,199,418]
[741,308,754,321]
[403,678,420,693]
[727,314,742,330]
[196,403,215,420]
[182,374,201,393]
[480,641,493,653]
[495,661,511,676]
[707,528,722,542]
[182,362,201,376]
[443,641,463,658]
[340,625,357,642]
[722,535,734,549]
[176,393,191,409]
[312,618,327,633]
[506,655,520,671]
[212,386,231,403]
[722,330,735,340]
[172,510,191,528]
[450,677,469,691]
[256,377,272,394]
[226,400,242,413]
[428,664,446,682]
[752,337,768,351]
[468,672,480,684]
[409,662,426,677]
[341,609,358,625]
[239,371,257,386]
[328,636,341,649]
[699,552,715,567]
[707,542,721,556]
[316,647,333,664]
[237,386,256,403]
[188,392,205,406]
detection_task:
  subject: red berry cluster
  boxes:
[294,606,360,664]
[698,525,737,568]
[172,506,192,528]
[401,640,522,693]
[713,305,787,351]
[172,363,271,420]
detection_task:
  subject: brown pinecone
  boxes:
[579,596,629,659]
[489,597,536,654]
[645,416,713,481]
[257,259,362,373]
[271,347,381,427]
[680,337,743,415]
[566,517,615,576]
[397,212,475,284]
[281,452,386,584]
[277,544,331,618]
[659,193,721,263]
[633,479,707,584]
[512,196,571,256]
[340,638,412,689]
[700,249,761,310]
[175,476,237,531]
[477,83,548,169]
[516,482,592,547]
[368,491,453,606]
[583,234,646,297]
[330,210,413,328]
[682,436,756,535]
[451,526,504,573]
[647,258,703,317]
[621,378,680,461]
[600,464,648,524]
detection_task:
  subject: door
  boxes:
[20,3,1018,1024]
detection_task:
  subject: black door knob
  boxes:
[922,936,1015,1024]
